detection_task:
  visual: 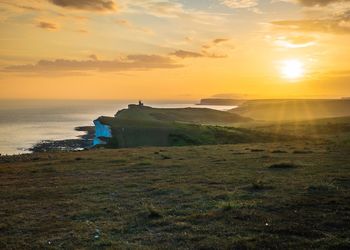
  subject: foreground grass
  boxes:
[1,142,350,249]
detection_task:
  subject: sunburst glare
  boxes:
[280,59,305,80]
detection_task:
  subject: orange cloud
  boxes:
[115,19,153,34]
[271,19,350,34]
[220,0,258,9]
[273,35,316,48]
[170,37,233,59]
[36,21,58,31]
[48,0,117,12]
[213,38,230,44]
[170,50,203,58]
[3,54,182,75]
[297,0,350,6]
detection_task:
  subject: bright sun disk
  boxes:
[281,59,304,80]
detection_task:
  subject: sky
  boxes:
[0,0,350,100]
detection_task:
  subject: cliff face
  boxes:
[93,119,112,146]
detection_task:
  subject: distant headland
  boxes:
[198,98,246,106]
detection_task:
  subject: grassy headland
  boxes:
[96,105,291,148]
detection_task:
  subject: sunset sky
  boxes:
[1,0,350,100]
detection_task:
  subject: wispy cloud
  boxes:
[201,38,234,58]
[213,38,230,44]
[3,54,182,75]
[125,0,225,25]
[170,38,234,59]
[272,35,317,48]
[47,0,118,12]
[170,50,204,58]
[115,18,153,34]
[1,1,41,11]
[296,0,350,7]
[88,54,99,61]
[75,28,89,33]
[271,19,350,34]
[220,0,259,9]
[36,21,59,31]
[270,0,350,34]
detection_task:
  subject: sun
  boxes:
[280,59,304,80]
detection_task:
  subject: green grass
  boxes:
[95,106,270,148]
[268,162,300,169]
[100,117,291,148]
[114,105,252,125]
[97,105,350,149]
[1,141,349,249]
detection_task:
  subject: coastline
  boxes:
[26,104,237,154]
[0,101,242,156]
[29,126,95,153]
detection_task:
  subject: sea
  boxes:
[0,100,236,155]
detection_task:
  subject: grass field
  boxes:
[1,140,349,249]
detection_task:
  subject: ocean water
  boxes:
[0,100,236,155]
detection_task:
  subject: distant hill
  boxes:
[199,98,246,106]
[240,116,350,143]
[94,105,285,148]
[229,99,350,121]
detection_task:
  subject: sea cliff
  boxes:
[93,119,112,146]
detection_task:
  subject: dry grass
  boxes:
[0,141,349,249]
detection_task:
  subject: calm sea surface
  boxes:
[0,100,236,155]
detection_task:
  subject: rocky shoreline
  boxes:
[29,126,95,153]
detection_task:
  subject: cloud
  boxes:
[273,35,316,48]
[36,21,58,30]
[271,19,350,34]
[268,0,350,34]
[3,54,182,75]
[170,37,233,59]
[170,50,204,58]
[126,1,224,25]
[220,0,258,9]
[283,35,316,44]
[48,0,117,12]
[1,2,41,11]
[213,38,230,44]
[0,1,44,23]
[142,1,184,17]
[199,38,234,58]
[296,0,350,7]
[76,29,88,33]
[204,38,231,49]
[115,18,153,34]
[115,19,130,26]
[89,54,99,61]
